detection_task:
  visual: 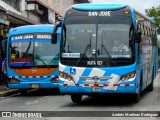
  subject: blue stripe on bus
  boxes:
[10,40,51,43]
[9,62,33,67]
[81,68,92,77]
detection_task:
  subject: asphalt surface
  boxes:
[0,71,159,120]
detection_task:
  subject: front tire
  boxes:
[71,94,82,103]
[133,93,140,103]
[147,80,154,91]
[147,69,154,91]
[19,89,28,95]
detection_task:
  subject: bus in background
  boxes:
[7,24,60,95]
[54,4,159,103]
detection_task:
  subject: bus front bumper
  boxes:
[7,82,59,89]
[59,82,138,94]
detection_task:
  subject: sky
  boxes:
[92,0,160,14]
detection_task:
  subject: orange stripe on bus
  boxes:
[15,68,57,76]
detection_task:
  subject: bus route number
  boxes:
[88,11,111,16]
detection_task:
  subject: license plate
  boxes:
[30,84,40,88]
[92,86,101,91]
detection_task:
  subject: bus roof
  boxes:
[71,3,156,25]
[134,9,156,24]
[9,24,55,36]
[72,3,127,10]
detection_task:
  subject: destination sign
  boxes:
[88,11,111,16]
[11,34,33,41]
[36,34,52,40]
[11,33,52,41]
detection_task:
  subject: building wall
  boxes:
[39,0,91,16]
[21,0,40,23]
[39,0,74,16]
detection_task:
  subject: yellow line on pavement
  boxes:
[0,89,19,97]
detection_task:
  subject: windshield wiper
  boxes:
[19,42,32,69]
[19,61,29,69]
[102,44,116,65]
[76,35,91,65]
[76,44,91,65]
[35,55,50,68]
[23,42,31,57]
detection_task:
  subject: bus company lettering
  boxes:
[37,35,51,39]
[87,61,103,66]
[15,35,33,40]
[88,11,111,16]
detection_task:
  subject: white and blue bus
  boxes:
[53,4,159,103]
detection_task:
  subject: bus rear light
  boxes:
[8,79,20,84]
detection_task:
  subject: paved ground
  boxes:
[0,71,159,120]
[0,85,18,97]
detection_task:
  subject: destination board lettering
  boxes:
[14,34,33,40]
[36,34,52,39]
[11,33,52,41]
[88,11,111,16]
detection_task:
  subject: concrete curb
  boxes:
[0,89,19,97]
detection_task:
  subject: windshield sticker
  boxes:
[62,53,80,58]
[111,55,131,58]
[63,67,70,74]
[70,68,76,75]
[88,11,111,16]
[11,54,16,59]
[63,67,76,75]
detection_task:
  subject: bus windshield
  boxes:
[9,33,59,68]
[61,13,134,67]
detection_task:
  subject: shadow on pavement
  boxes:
[68,89,152,106]
[13,88,61,97]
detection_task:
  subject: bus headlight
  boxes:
[7,79,20,84]
[119,71,136,82]
[59,71,73,81]
[51,76,59,82]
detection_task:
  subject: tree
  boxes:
[145,5,160,33]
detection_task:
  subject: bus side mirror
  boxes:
[135,30,142,43]
[52,33,57,44]
[52,21,62,44]
[0,35,5,41]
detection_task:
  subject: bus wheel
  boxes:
[148,69,155,91]
[19,89,28,95]
[147,80,154,91]
[71,94,82,103]
[133,93,140,103]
